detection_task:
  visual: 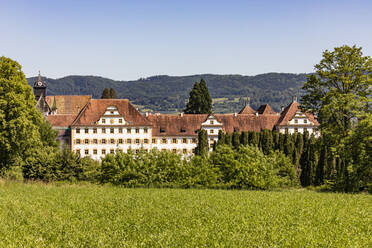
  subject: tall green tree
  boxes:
[101,88,110,99]
[232,131,240,149]
[301,45,372,191]
[184,79,212,114]
[0,57,58,171]
[195,129,208,156]
[109,88,117,99]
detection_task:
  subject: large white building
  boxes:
[34,75,320,160]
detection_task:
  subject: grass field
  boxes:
[0,181,371,247]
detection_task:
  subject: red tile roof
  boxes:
[238,104,256,114]
[71,99,151,126]
[256,104,276,115]
[215,114,280,132]
[45,95,91,114]
[47,114,77,127]
[277,101,319,126]
[148,114,208,136]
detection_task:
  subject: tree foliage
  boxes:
[101,88,117,99]
[184,78,212,114]
[0,56,58,171]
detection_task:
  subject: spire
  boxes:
[38,70,42,82]
[245,96,250,106]
[292,95,298,102]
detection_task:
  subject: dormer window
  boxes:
[294,119,298,124]
[160,127,166,133]
[180,127,186,133]
[110,111,114,114]
[210,120,214,125]
[102,119,106,124]
[119,119,123,124]
[304,119,308,124]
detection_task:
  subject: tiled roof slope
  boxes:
[148,114,208,136]
[215,114,280,132]
[47,114,77,127]
[256,104,276,115]
[45,95,91,114]
[238,104,256,114]
[72,99,151,126]
[277,101,319,126]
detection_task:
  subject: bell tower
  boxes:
[33,71,46,101]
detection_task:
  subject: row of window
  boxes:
[74,137,198,145]
[75,148,195,155]
[75,127,149,134]
[293,119,308,124]
[100,118,123,124]
[284,127,309,133]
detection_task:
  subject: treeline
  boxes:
[11,145,297,190]
[211,130,336,188]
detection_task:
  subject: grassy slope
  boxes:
[0,181,371,247]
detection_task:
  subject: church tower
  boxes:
[33,71,46,101]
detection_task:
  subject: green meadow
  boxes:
[0,181,371,247]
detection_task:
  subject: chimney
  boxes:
[180,112,184,117]
[281,106,284,112]
[293,96,297,102]
[145,112,149,117]
[234,112,237,117]
[255,112,258,117]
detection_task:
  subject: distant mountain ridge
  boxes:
[27,73,309,113]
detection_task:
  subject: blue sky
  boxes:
[1,0,371,80]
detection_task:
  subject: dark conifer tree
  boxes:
[273,131,280,150]
[261,129,273,155]
[101,88,110,99]
[184,82,202,114]
[109,88,117,99]
[217,130,225,146]
[284,133,294,157]
[199,78,212,114]
[232,131,240,149]
[240,131,249,146]
[278,133,285,152]
[195,129,208,156]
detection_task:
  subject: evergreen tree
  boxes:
[184,79,212,114]
[217,130,225,146]
[195,129,208,156]
[232,131,240,149]
[240,131,249,146]
[273,131,279,150]
[284,133,294,157]
[199,78,212,114]
[315,143,327,186]
[278,133,285,152]
[101,88,110,99]
[249,131,259,147]
[109,88,117,99]
[300,135,318,186]
[261,130,273,155]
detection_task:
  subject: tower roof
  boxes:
[33,70,46,88]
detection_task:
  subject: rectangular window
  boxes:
[119,119,123,123]
[118,149,123,153]
[135,139,140,144]
[85,128,89,134]
[172,138,177,144]
[102,128,106,134]
[182,138,187,144]
[118,139,123,144]
[152,138,156,144]
[93,128,97,134]
[93,149,97,155]
[110,128,114,134]
[102,139,106,144]
[110,110,114,114]
[183,149,187,154]
[76,128,80,134]
[210,129,214,134]
[294,119,298,124]
[192,138,197,144]
[192,148,195,153]
[144,139,149,144]
[84,139,89,144]
[127,128,131,133]
[210,120,214,125]
[110,149,114,154]
[118,127,123,133]
[110,139,115,144]
[172,149,177,153]
[76,149,81,155]
[93,139,98,144]
[102,119,106,124]
[135,128,139,133]
[304,119,308,124]
[161,148,167,152]
[294,128,298,133]
[84,149,89,155]
[144,128,148,133]
[162,138,167,144]
[102,149,106,155]
[135,149,139,154]
[76,139,81,144]
[127,139,132,144]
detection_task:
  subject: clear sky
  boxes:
[1,0,371,80]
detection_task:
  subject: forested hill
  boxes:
[27,73,308,113]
